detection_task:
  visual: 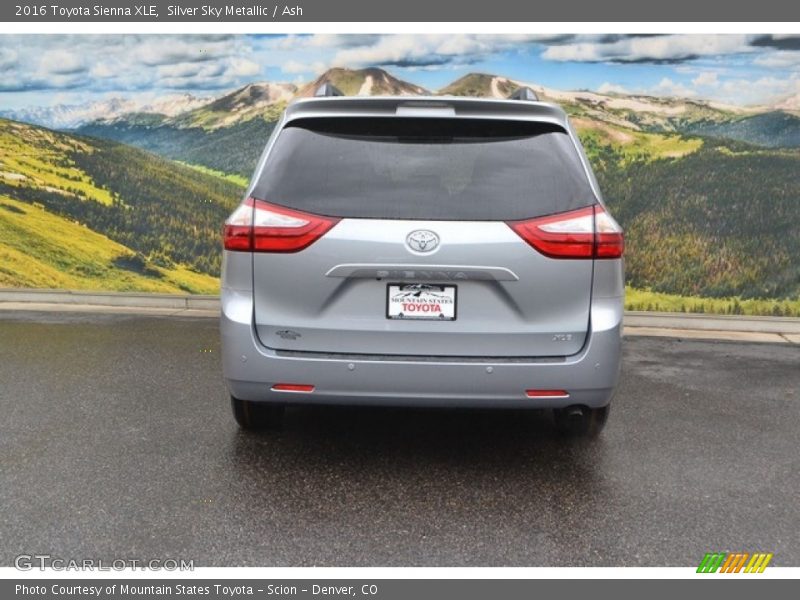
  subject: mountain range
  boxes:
[0,93,212,130]
[73,68,800,176]
[90,69,793,130]
[10,68,798,133]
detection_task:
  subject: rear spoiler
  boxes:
[285,95,568,127]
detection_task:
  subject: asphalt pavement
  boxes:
[0,311,798,567]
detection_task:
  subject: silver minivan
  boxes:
[220,86,624,436]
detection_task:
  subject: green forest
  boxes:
[78,117,274,178]
[587,137,800,301]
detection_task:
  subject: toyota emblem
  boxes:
[406,230,440,253]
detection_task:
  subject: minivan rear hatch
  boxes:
[250,117,598,358]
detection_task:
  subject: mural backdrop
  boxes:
[1,34,799,314]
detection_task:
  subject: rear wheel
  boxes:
[231,396,285,431]
[553,405,609,437]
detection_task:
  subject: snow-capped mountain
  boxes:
[297,67,429,97]
[169,82,298,129]
[0,93,212,129]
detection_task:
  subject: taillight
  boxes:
[223,198,339,253]
[222,202,254,251]
[594,207,626,259]
[506,205,624,259]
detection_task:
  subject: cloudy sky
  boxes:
[1,34,799,109]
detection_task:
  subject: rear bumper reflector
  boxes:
[525,389,570,398]
[271,383,315,393]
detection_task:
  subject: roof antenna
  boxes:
[315,83,345,97]
[508,87,539,102]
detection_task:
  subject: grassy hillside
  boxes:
[0,118,244,293]
[573,118,703,164]
[0,122,114,205]
[0,196,214,292]
[77,117,273,177]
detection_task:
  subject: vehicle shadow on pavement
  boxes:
[237,404,604,455]
[221,406,611,566]
[227,404,608,491]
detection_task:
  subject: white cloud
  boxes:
[654,77,698,97]
[600,77,700,100]
[692,72,720,87]
[598,72,800,106]
[331,34,481,68]
[89,63,115,79]
[597,82,630,94]
[283,60,327,74]
[38,50,86,75]
[543,34,754,63]
[135,36,238,67]
[306,34,381,49]
[271,34,381,51]
[0,48,17,72]
[0,35,260,94]
[227,58,261,78]
[754,51,800,68]
[1,34,799,108]
[715,75,800,105]
[157,62,207,79]
[272,34,579,73]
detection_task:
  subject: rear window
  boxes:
[252,117,596,221]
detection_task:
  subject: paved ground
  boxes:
[0,311,798,567]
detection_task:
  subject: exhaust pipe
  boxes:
[554,404,592,436]
[565,406,587,421]
[554,404,609,437]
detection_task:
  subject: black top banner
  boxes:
[3,0,800,22]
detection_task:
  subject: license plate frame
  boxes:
[386,283,457,321]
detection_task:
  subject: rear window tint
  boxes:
[252,117,596,221]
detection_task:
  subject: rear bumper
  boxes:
[221,288,622,409]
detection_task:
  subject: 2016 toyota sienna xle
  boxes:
[220,86,624,436]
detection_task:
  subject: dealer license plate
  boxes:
[386,284,457,320]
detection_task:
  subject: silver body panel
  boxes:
[222,253,622,409]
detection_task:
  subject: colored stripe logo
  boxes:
[697,552,773,573]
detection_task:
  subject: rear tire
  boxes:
[231,396,285,431]
[553,405,609,437]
